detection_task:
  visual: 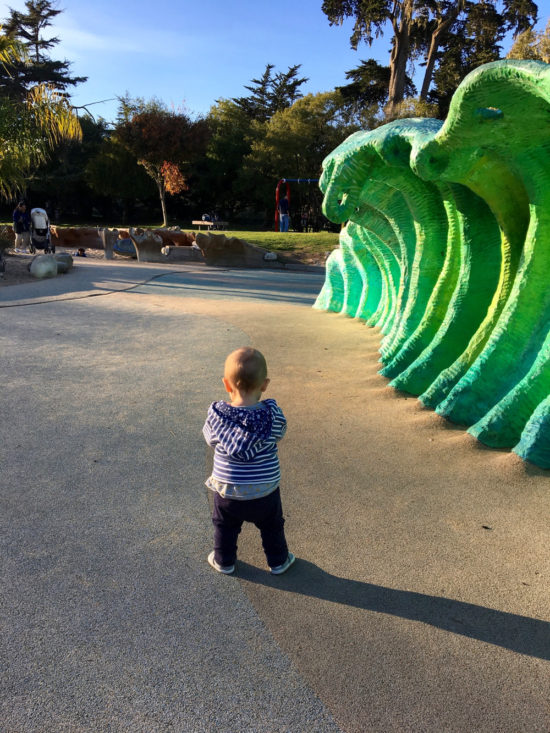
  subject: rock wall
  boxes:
[50,227,102,250]
[195,232,288,267]
[315,60,550,469]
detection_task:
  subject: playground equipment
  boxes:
[314,60,550,469]
[29,208,53,254]
[274,178,318,232]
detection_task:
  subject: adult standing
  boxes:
[278,194,290,233]
[13,201,31,253]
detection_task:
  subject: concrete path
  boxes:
[1,261,549,732]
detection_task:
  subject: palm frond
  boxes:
[0,83,81,198]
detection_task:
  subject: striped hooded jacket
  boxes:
[203,398,287,490]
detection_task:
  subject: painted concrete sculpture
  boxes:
[315,60,550,469]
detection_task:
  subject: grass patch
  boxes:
[211,229,340,263]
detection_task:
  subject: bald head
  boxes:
[224,347,267,392]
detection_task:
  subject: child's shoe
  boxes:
[207,551,235,575]
[270,552,296,575]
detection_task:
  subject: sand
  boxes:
[0,248,109,286]
[2,262,548,732]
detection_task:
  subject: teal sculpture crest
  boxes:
[315,60,550,469]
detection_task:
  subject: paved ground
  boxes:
[1,259,549,732]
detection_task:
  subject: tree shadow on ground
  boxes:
[237,559,550,661]
[135,271,324,305]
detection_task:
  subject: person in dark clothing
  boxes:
[278,194,290,232]
[12,202,31,253]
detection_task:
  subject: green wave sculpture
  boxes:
[314,60,550,469]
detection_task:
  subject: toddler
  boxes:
[202,347,295,575]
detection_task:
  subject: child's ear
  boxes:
[260,377,270,392]
[222,377,232,394]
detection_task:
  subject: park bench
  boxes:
[191,219,228,231]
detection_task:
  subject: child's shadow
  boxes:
[237,558,550,661]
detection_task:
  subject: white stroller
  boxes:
[29,208,54,254]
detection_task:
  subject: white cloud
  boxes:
[53,17,195,61]
[54,23,142,54]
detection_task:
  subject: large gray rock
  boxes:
[54,252,73,273]
[128,228,164,262]
[195,232,284,268]
[0,226,14,253]
[29,254,58,279]
[98,228,119,260]
[0,228,13,279]
[160,245,203,263]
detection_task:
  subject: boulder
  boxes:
[154,229,196,247]
[0,230,12,278]
[195,232,284,268]
[98,228,119,259]
[128,228,164,262]
[54,252,73,273]
[160,245,204,263]
[0,226,15,251]
[29,254,58,279]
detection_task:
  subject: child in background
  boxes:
[202,347,295,575]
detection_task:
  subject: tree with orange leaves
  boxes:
[115,97,209,226]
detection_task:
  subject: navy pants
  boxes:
[212,488,288,568]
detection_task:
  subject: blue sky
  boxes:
[3,0,549,123]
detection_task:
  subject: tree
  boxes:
[115,98,209,226]
[0,77,82,197]
[0,27,81,197]
[386,95,439,120]
[85,135,156,223]
[507,19,550,62]
[1,0,86,100]
[232,63,309,121]
[429,2,539,116]
[199,99,256,216]
[242,91,356,221]
[190,65,308,221]
[28,113,106,219]
[322,1,539,116]
[336,58,416,126]
[0,27,23,68]
[322,0,415,115]
[414,1,466,101]
[537,19,550,62]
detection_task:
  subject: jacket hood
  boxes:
[211,401,273,442]
[203,398,285,464]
